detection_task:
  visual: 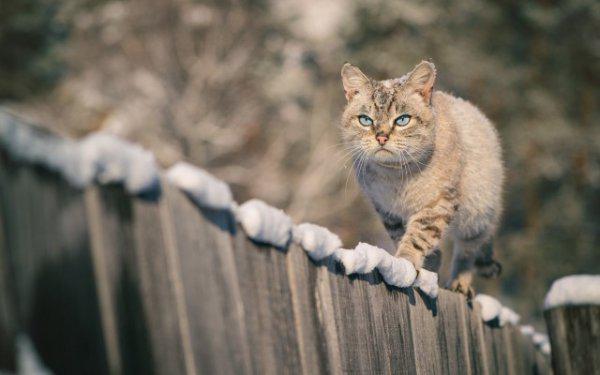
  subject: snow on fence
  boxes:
[0,114,552,374]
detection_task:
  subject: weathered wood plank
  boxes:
[520,334,537,374]
[321,260,390,373]
[501,325,518,375]
[85,187,126,374]
[409,289,444,374]
[86,185,158,374]
[532,349,551,375]
[545,306,600,375]
[2,162,108,374]
[232,226,302,374]
[314,257,344,374]
[285,245,333,374]
[481,320,526,375]
[435,290,473,375]
[482,322,509,375]
[130,192,190,375]
[365,275,416,374]
[464,301,490,375]
[508,326,538,374]
[163,183,252,375]
[0,154,17,371]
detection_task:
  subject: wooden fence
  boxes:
[0,149,551,374]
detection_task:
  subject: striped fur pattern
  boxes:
[340,61,504,295]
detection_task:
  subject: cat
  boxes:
[340,61,504,298]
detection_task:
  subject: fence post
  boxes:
[545,306,600,375]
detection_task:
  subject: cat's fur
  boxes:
[340,61,504,297]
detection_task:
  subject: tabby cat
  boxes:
[340,61,504,297]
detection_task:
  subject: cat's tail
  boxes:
[474,241,502,278]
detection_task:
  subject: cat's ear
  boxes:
[341,63,371,101]
[406,61,436,104]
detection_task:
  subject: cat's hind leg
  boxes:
[447,239,478,299]
[474,241,502,278]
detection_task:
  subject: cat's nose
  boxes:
[376,133,389,146]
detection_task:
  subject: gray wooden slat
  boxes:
[232,225,302,374]
[130,192,189,375]
[546,308,569,375]
[0,154,17,371]
[507,326,526,375]
[365,274,416,374]
[409,288,444,374]
[0,213,16,372]
[482,321,518,375]
[314,256,344,374]
[87,185,179,374]
[534,350,551,375]
[3,162,108,374]
[435,290,473,375]
[481,323,501,375]
[486,324,505,375]
[545,306,600,375]
[510,325,546,375]
[163,182,252,375]
[320,259,389,373]
[1,164,39,322]
[285,245,332,374]
[463,300,490,375]
[85,187,125,375]
[501,326,518,375]
[519,331,540,375]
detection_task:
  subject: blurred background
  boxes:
[1,0,598,327]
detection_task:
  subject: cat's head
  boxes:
[340,61,437,168]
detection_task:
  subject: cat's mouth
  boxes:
[374,148,393,155]
[372,148,408,168]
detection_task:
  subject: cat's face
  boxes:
[340,61,437,168]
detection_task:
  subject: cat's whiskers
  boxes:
[402,149,423,175]
[344,148,367,195]
[332,142,364,166]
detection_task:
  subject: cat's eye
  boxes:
[358,115,373,127]
[395,114,411,126]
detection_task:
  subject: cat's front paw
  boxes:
[394,247,424,270]
[447,278,475,300]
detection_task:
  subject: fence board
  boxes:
[545,306,600,375]
[86,185,161,374]
[464,301,491,375]
[483,322,509,375]
[501,326,518,375]
[130,192,190,375]
[162,183,252,375]
[286,246,333,375]
[0,155,17,371]
[232,227,303,374]
[409,289,444,374]
[365,275,416,374]
[1,161,108,374]
[435,290,473,374]
[323,261,390,373]
[532,349,551,375]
